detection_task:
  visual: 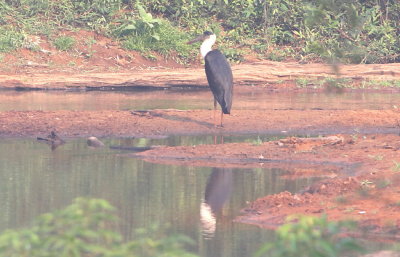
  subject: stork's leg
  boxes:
[220,111,224,127]
[213,99,217,127]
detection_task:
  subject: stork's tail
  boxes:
[221,105,230,114]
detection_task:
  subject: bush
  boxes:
[53,36,76,51]
[114,3,196,62]
[0,0,399,63]
[0,27,25,52]
[0,198,197,257]
[254,215,363,257]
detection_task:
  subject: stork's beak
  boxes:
[187,34,205,44]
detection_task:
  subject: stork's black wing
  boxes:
[204,50,233,114]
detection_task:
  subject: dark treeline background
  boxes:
[1,0,399,63]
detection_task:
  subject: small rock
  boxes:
[87,137,105,148]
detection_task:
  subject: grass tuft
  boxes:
[53,36,76,51]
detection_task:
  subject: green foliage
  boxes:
[323,77,352,90]
[301,0,400,63]
[113,3,161,39]
[219,45,244,63]
[295,78,323,89]
[251,136,263,146]
[144,0,400,64]
[254,215,363,257]
[125,226,197,257]
[114,3,195,62]
[0,27,25,52]
[144,0,207,27]
[391,160,400,172]
[0,198,373,257]
[4,0,122,32]
[0,0,399,64]
[0,198,197,257]
[53,36,76,51]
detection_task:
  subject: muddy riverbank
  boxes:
[0,60,400,90]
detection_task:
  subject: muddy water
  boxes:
[1,89,400,111]
[0,136,323,257]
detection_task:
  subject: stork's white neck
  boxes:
[200,34,216,58]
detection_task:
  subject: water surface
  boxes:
[0,87,397,255]
[1,90,399,111]
[0,137,322,257]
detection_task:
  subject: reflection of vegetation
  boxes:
[0,198,197,257]
[254,215,363,257]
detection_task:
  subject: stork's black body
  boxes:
[188,31,234,127]
[204,50,233,114]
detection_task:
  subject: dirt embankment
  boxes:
[1,60,400,90]
[0,30,399,89]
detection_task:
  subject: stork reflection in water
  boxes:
[188,31,233,127]
[200,168,233,239]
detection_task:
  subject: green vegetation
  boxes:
[115,5,195,62]
[391,160,400,172]
[0,0,399,63]
[0,27,24,52]
[376,178,391,189]
[368,154,384,161]
[294,77,400,89]
[361,80,400,89]
[323,77,352,90]
[254,215,363,257]
[0,198,197,257]
[53,36,76,51]
[295,77,358,89]
[335,195,348,204]
[0,198,365,257]
[251,136,263,146]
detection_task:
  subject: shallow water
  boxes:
[1,89,399,111]
[0,137,324,256]
[0,87,398,255]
